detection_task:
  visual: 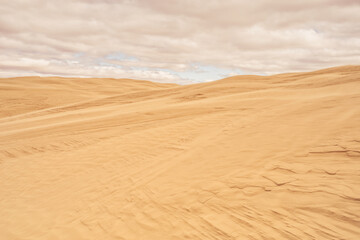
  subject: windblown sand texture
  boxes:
[0,66,359,239]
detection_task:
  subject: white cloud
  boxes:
[0,0,359,83]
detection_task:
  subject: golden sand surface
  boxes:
[0,66,359,239]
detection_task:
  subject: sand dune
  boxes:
[0,66,359,239]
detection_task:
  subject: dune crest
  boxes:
[0,66,359,240]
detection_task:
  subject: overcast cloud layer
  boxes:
[1,0,359,83]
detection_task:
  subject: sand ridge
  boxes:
[0,66,359,239]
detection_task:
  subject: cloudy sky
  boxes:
[1,0,359,84]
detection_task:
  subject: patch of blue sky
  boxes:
[73,52,85,58]
[105,52,138,62]
[130,63,243,83]
[96,60,122,68]
[176,63,243,83]
[130,66,175,73]
[76,52,242,83]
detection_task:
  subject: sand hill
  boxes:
[0,66,359,239]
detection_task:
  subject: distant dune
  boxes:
[0,66,359,239]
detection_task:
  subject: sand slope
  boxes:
[0,66,359,240]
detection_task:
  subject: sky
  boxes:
[0,0,359,84]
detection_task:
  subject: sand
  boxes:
[0,66,359,239]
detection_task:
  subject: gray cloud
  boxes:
[0,0,359,83]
